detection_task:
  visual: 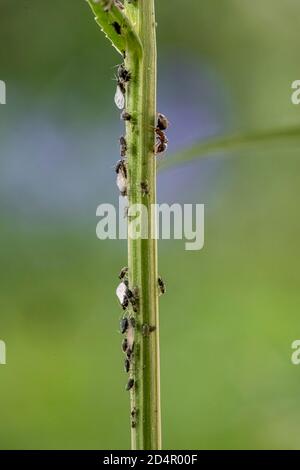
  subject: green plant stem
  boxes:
[125,0,161,450]
[86,0,161,450]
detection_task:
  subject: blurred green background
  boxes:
[0,0,300,449]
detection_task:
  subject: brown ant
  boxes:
[155,129,168,155]
[155,114,169,155]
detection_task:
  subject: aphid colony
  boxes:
[117,267,137,396]
[110,35,168,429]
[116,266,165,428]
[114,60,170,199]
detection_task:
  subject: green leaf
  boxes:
[160,126,300,171]
[86,0,142,57]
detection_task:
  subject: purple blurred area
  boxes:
[0,55,230,226]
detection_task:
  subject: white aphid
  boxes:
[115,160,127,196]
[116,282,128,307]
[127,323,134,350]
[114,85,125,110]
[116,171,127,196]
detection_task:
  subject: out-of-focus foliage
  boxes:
[0,0,300,449]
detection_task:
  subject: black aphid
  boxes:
[141,181,149,196]
[119,266,128,280]
[120,136,127,158]
[126,378,134,391]
[118,64,131,83]
[120,316,129,334]
[122,338,128,353]
[124,358,130,373]
[126,344,134,359]
[121,110,132,121]
[158,276,166,295]
[112,21,122,35]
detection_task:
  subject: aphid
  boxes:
[114,65,130,111]
[127,287,138,313]
[118,64,131,83]
[103,0,114,12]
[126,378,134,391]
[131,407,136,419]
[116,281,129,309]
[122,337,128,353]
[124,358,130,373]
[120,316,129,334]
[118,266,128,280]
[121,110,132,121]
[157,113,169,131]
[142,324,156,336]
[158,276,166,295]
[120,136,127,158]
[112,21,122,35]
[115,159,127,196]
[129,317,136,328]
[116,279,137,311]
[131,421,136,429]
[115,0,124,9]
[141,181,149,196]
[114,84,125,110]
[126,344,134,359]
